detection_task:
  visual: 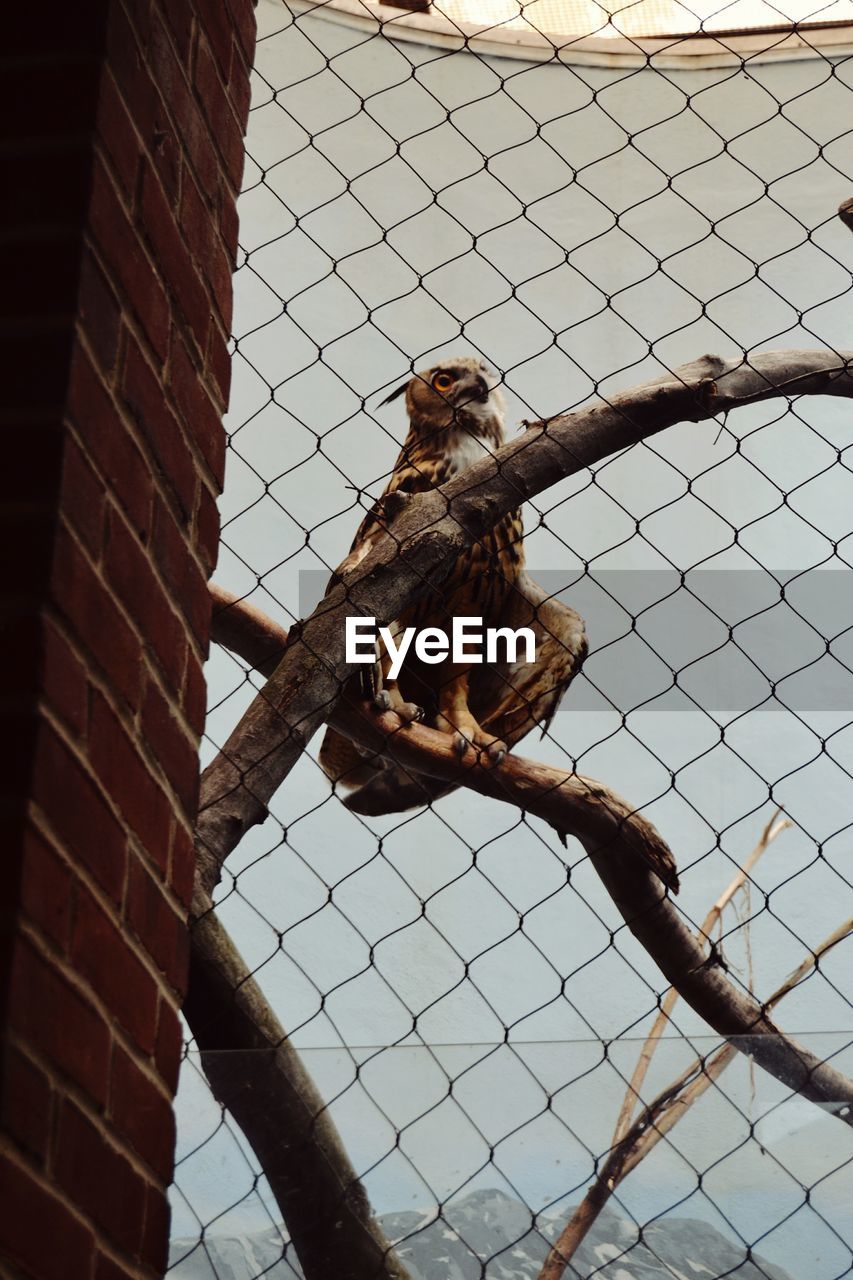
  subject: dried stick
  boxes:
[537,916,851,1280]
[610,808,791,1148]
[196,348,853,896]
[208,586,853,1125]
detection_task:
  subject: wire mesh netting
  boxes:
[170,1,853,1277]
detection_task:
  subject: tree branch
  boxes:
[196,349,853,892]
[610,807,790,1148]
[207,586,853,1126]
[537,915,852,1280]
[184,886,415,1280]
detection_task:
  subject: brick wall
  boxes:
[0,3,256,1277]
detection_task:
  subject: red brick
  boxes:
[7,937,111,1105]
[148,15,221,203]
[225,0,258,67]
[141,675,199,816]
[60,433,105,557]
[116,0,154,45]
[225,32,254,128]
[183,650,208,736]
[110,1045,176,1179]
[140,162,212,351]
[67,345,154,539]
[193,33,245,187]
[88,157,171,363]
[41,616,89,739]
[77,248,123,382]
[123,340,198,520]
[126,851,190,988]
[179,170,217,268]
[104,507,188,690]
[89,687,174,869]
[104,8,183,204]
[152,496,211,645]
[51,523,143,710]
[167,335,222,483]
[0,1043,53,1162]
[96,72,141,202]
[195,482,220,574]
[168,821,197,908]
[161,0,195,60]
[19,822,74,950]
[95,1253,136,1280]
[204,235,236,332]
[104,4,157,142]
[56,1100,148,1255]
[219,191,239,263]
[206,318,232,407]
[142,1181,171,1276]
[72,883,160,1054]
[155,1001,184,1093]
[195,0,235,81]
[32,720,128,904]
[0,1152,95,1280]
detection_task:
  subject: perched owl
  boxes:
[320,356,587,815]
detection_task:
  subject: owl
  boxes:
[320,356,588,815]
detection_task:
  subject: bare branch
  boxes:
[209,587,853,1126]
[538,914,852,1280]
[610,807,790,1148]
[196,349,853,893]
[184,885,415,1280]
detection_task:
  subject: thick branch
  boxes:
[196,349,853,890]
[208,587,853,1124]
[184,887,414,1280]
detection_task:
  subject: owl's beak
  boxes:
[472,375,490,403]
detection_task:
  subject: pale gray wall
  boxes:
[174,3,853,1270]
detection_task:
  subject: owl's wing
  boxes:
[318,456,438,789]
[476,571,588,747]
[335,455,434,577]
[342,570,587,815]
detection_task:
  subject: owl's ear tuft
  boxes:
[378,379,410,407]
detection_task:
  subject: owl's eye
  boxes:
[432,372,454,393]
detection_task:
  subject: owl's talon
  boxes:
[374,690,394,712]
[398,701,423,724]
[487,740,507,766]
[453,732,470,758]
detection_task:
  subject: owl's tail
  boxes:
[342,767,452,815]
[318,727,384,792]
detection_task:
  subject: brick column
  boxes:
[0,3,255,1277]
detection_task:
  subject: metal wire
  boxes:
[170,2,853,1277]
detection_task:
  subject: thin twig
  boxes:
[611,808,791,1148]
[537,916,851,1280]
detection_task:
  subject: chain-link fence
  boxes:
[169,1,853,1276]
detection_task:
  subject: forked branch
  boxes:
[196,348,853,892]
[208,586,853,1126]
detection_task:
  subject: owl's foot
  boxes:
[374,688,423,724]
[451,730,507,766]
[439,714,506,765]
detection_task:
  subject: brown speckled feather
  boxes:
[320,358,587,813]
